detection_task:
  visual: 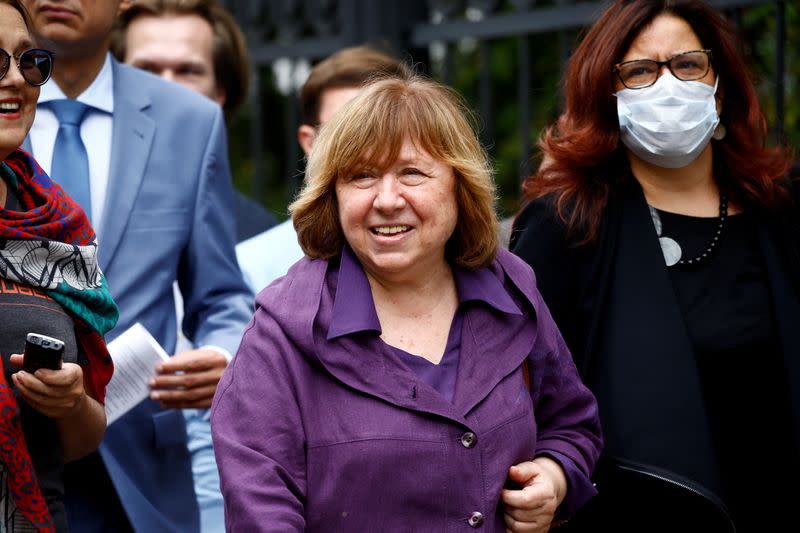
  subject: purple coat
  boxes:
[211,248,602,532]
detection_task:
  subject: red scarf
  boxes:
[1,149,119,531]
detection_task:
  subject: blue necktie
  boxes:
[50,99,92,219]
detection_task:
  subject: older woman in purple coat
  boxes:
[211,73,602,532]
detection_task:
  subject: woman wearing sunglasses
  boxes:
[511,1,798,532]
[0,1,118,531]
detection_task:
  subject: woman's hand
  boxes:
[9,353,106,461]
[502,457,568,533]
[9,354,86,419]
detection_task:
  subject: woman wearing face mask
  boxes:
[510,1,797,532]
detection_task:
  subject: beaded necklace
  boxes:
[648,193,728,267]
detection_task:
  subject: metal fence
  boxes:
[219,0,788,215]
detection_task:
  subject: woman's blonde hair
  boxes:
[290,73,498,269]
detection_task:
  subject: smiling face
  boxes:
[124,13,224,106]
[0,3,39,160]
[335,138,458,284]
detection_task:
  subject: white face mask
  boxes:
[616,72,720,169]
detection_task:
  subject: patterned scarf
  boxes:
[0,149,118,532]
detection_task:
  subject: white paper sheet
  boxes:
[104,323,170,426]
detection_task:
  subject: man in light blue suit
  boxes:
[112,2,269,531]
[23,1,253,531]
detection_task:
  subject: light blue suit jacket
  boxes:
[27,59,253,532]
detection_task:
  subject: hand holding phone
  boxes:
[23,333,65,373]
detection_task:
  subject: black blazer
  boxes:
[511,176,800,531]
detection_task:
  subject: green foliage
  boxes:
[228,67,299,221]
[738,1,799,148]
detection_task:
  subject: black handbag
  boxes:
[555,456,737,533]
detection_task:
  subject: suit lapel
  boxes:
[97,60,155,271]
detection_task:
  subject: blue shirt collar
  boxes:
[327,246,522,340]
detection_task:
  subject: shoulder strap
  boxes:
[522,360,531,391]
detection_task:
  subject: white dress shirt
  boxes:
[29,53,114,229]
[235,218,304,293]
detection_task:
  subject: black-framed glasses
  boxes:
[613,49,713,89]
[0,48,54,87]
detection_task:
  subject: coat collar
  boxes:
[326,246,522,340]
[257,249,541,427]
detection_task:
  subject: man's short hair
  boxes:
[300,44,411,127]
[112,0,249,119]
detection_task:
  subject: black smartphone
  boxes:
[23,333,64,372]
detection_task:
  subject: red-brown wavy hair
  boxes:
[523,0,794,244]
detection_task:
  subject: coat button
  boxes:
[460,431,477,448]
[468,511,484,528]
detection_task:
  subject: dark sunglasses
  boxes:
[0,48,55,87]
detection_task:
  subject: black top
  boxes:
[656,208,794,532]
[0,184,71,532]
[511,178,800,533]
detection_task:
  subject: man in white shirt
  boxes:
[235,44,410,292]
[23,1,252,531]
